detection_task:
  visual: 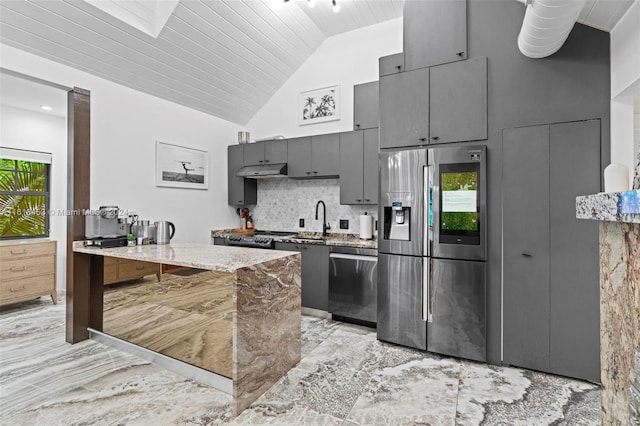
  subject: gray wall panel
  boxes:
[455,0,609,364]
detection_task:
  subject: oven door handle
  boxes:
[329,253,377,262]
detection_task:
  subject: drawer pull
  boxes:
[10,286,26,292]
[136,266,145,270]
[10,265,28,272]
[10,249,27,255]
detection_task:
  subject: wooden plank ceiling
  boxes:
[0,0,633,124]
[0,0,403,125]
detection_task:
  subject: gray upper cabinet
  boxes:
[339,131,365,205]
[403,0,467,71]
[243,140,287,165]
[362,128,379,205]
[288,135,339,178]
[227,145,256,206]
[287,137,312,178]
[379,67,429,149]
[379,53,404,77]
[310,133,340,177]
[429,57,487,143]
[353,81,379,130]
[264,139,287,164]
[243,143,264,165]
[339,129,379,205]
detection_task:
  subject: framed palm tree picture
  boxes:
[299,85,340,125]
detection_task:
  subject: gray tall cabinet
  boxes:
[227,145,256,206]
[502,119,601,382]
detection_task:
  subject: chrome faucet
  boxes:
[315,200,331,237]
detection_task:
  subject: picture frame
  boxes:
[155,141,208,190]
[298,85,340,125]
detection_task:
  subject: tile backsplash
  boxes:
[251,178,377,235]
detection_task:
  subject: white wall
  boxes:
[244,19,402,232]
[247,18,403,138]
[1,105,68,291]
[1,44,241,289]
[610,0,640,188]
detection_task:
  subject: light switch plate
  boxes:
[299,218,305,228]
[339,219,349,229]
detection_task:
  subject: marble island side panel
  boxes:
[104,270,235,378]
[233,254,302,415]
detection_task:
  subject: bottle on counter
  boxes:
[246,212,254,229]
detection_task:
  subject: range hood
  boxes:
[236,163,288,178]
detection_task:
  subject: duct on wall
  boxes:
[517,0,587,58]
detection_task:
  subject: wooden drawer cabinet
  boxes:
[104,256,161,285]
[0,240,57,306]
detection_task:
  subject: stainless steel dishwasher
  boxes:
[328,246,378,325]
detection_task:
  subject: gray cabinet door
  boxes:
[264,139,287,164]
[311,133,340,177]
[354,81,379,130]
[275,242,329,311]
[339,131,364,205]
[502,125,550,372]
[243,142,265,165]
[430,56,487,143]
[403,0,467,71]
[287,137,312,178]
[379,52,404,77]
[363,128,379,205]
[549,120,600,382]
[379,68,429,149]
[227,145,256,206]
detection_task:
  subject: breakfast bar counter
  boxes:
[72,242,301,415]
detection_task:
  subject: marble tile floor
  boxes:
[1,297,600,425]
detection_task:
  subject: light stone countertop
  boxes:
[211,229,377,249]
[576,190,640,224]
[73,241,299,273]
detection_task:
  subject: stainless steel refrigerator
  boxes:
[377,145,487,362]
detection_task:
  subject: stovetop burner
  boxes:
[225,230,296,249]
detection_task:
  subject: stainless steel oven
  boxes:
[329,246,378,325]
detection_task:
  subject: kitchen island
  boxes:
[576,189,640,424]
[72,242,301,415]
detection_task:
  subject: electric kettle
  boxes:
[154,221,175,245]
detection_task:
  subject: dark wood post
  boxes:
[65,87,94,344]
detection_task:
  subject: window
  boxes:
[0,154,50,239]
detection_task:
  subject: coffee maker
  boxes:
[85,206,128,247]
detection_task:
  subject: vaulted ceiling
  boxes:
[0,0,403,125]
[0,0,634,125]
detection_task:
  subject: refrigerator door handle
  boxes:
[422,258,432,322]
[423,164,434,257]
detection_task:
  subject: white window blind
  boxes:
[0,147,52,164]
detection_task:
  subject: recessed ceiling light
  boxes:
[40,105,53,111]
